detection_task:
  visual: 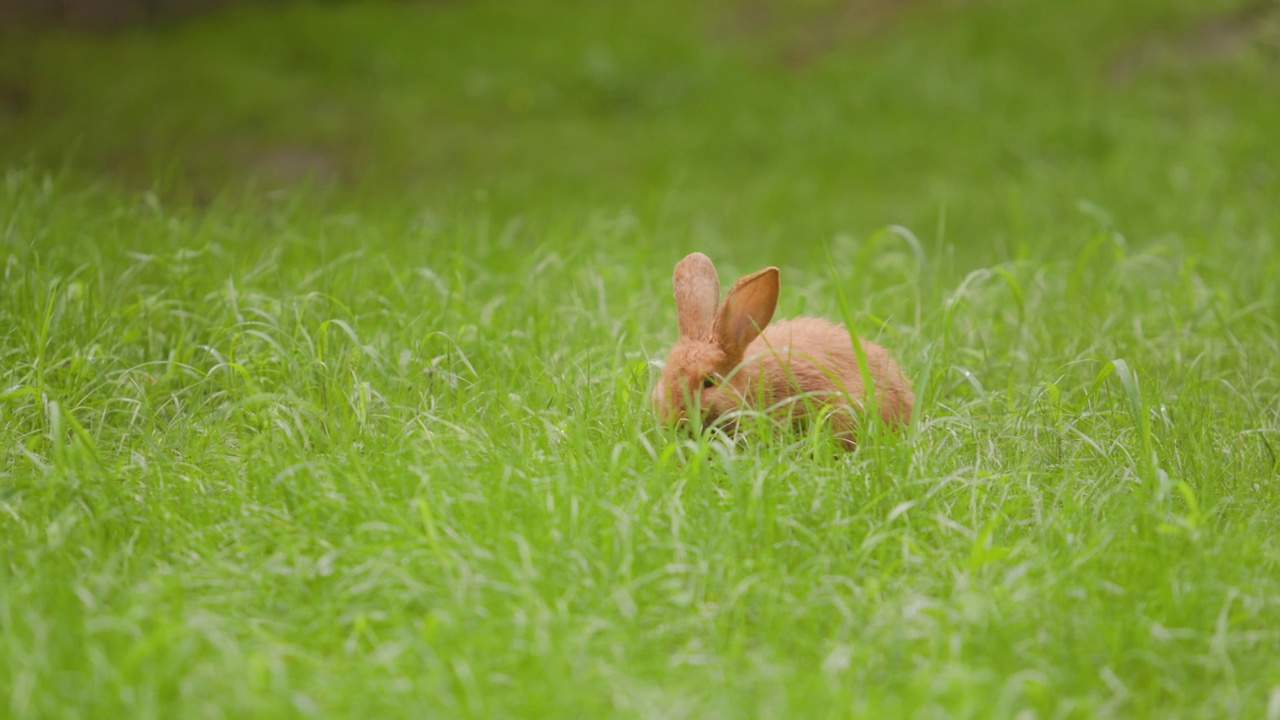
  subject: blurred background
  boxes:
[2,0,1278,264]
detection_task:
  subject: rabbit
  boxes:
[651,252,913,450]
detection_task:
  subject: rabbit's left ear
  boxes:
[673,253,721,340]
[713,267,779,357]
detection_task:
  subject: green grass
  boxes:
[3,0,1280,717]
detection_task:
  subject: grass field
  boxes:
[3,0,1280,717]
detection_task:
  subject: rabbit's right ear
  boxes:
[672,253,720,339]
[713,266,779,357]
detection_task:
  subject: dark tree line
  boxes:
[0,0,278,29]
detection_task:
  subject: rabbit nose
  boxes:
[674,416,700,436]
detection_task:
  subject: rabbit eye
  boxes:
[702,376,716,389]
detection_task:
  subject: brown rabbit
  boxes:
[651,252,913,450]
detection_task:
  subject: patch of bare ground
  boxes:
[93,140,345,205]
[715,0,966,70]
[174,141,346,203]
[238,142,344,190]
[0,78,30,120]
[1109,2,1280,84]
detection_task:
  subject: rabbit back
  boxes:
[744,317,914,428]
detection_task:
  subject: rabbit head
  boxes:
[651,252,779,428]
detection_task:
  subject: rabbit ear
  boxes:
[672,253,721,339]
[713,267,779,356]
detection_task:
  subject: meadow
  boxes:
[2,0,1280,717]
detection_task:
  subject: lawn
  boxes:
[3,0,1280,717]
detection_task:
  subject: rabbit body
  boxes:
[652,253,912,449]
